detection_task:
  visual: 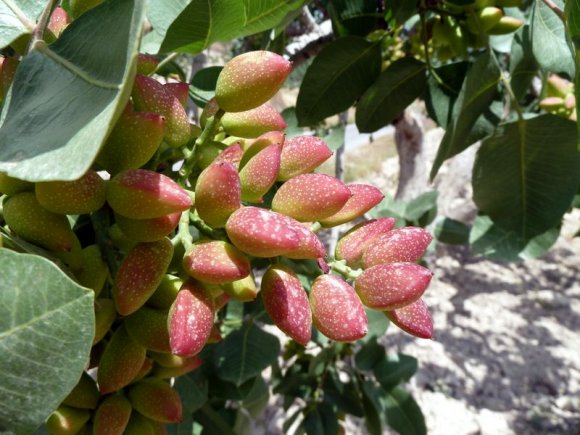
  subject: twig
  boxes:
[28,0,59,52]
[542,0,566,24]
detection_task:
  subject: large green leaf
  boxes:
[473,114,580,240]
[189,66,222,108]
[374,354,418,391]
[160,0,304,53]
[141,0,189,53]
[430,51,501,179]
[355,57,426,133]
[381,386,426,435]
[212,323,280,386]
[425,61,468,129]
[296,36,381,126]
[303,401,340,435]
[531,0,574,78]
[0,0,44,49]
[469,215,560,261]
[0,0,145,181]
[328,0,383,37]
[360,381,384,435]
[510,25,538,102]
[0,250,94,434]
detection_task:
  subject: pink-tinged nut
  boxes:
[221,104,287,138]
[385,298,433,339]
[195,162,241,228]
[137,53,160,75]
[278,136,333,181]
[320,184,384,227]
[310,274,368,342]
[168,281,214,357]
[0,57,19,104]
[93,299,116,345]
[182,240,250,284]
[131,358,154,384]
[113,238,174,316]
[362,227,433,268]
[199,97,220,128]
[225,206,301,257]
[125,307,171,353]
[35,170,106,215]
[283,221,326,260]
[239,143,282,202]
[335,218,396,268]
[240,131,285,166]
[355,262,433,310]
[215,50,292,112]
[206,324,223,343]
[97,104,165,175]
[128,378,183,423]
[115,212,181,242]
[97,325,147,394]
[93,395,132,435]
[47,6,70,37]
[62,372,99,409]
[214,142,244,170]
[132,75,191,147]
[222,274,258,301]
[261,264,312,345]
[165,82,190,108]
[107,169,192,219]
[272,173,351,222]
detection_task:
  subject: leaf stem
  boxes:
[500,71,524,121]
[155,52,180,74]
[542,0,566,24]
[328,259,363,281]
[174,210,193,252]
[29,0,59,52]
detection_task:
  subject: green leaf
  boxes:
[565,0,580,150]
[323,368,365,417]
[320,123,345,151]
[296,36,381,126]
[190,66,222,108]
[386,0,418,25]
[382,386,426,435]
[208,376,256,401]
[374,354,418,391]
[469,214,560,261]
[303,402,339,435]
[434,217,471,245]
[361,308,390,342]
[405,191,438,222]
[425,62,468,129]
[510,25,538,102]
[430,51,501,179]
[0,0,44,49]
[194,405,237,435]
[531,0,575,78]
[175,370,208,413]
[243,376,269,416]
[360,381,384,435]
[0,0,145,181]
[281,107,305,138]
[212,323,280,386]
[141,0,189,54]
[473,114,580,239]
[355,336,386,371]
[161,0,305,53]
[356,58,426,133]
[328,0,383,37]
[0,250,94,434]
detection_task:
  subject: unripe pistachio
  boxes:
[115,212,181,242]
[214,142,244,169]
[199,97,220,129]
[46,406,90,435]
[124,413,156,435]
[97,104,165,175]
[385,298,434,339]
[221,274,258,301]
[132,75,191,147]
[137,53,160,75]
[131,357,154,383]
[125,306,171,353]
[215,50,292,112]
[546,74,573,98]
[194,141,225,170]
[487,16,524,35]
[147,274,183,309]
[539,96,566,112]
[61,372,99,409]
[76,245,108,296]
[0,56,19,104]
[35,170,106,215]
[168,281,214,357]
[151,355,203,379]
[240,131,285,165]
[239,143,282,202]
[278,135,333,181]
[97,325,146,394]
[335,218,396,268]
[310,274,368,342]
[195,162,241,228]
[113,238,174,316]
[93,298,116,344]
[320,184,384,227]
[128,378,183,423]
[272,173,351,222]
[107,169,192,219]
[261,264,312,345]
[165,82,190,108]
[361,227,433,268]
[93,395,132,435]
[182,240,250,284]
[47,6,70,38]
[221,104,287,138]
[0,171,32,195]
[355,262,433,310]
[2,192,78,252]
